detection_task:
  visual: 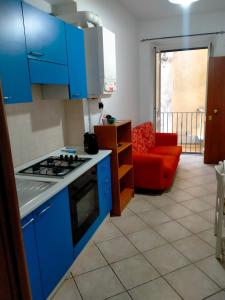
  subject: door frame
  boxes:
[0,84,31,300]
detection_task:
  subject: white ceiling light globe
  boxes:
[169,0,200,7]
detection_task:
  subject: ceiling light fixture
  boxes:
[169,0,200,7]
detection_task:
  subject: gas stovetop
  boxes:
[18,155,91,178]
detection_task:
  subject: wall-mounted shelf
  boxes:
[94,120,134,216]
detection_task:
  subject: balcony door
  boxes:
[204,57,225,164]
[155,48,208,153]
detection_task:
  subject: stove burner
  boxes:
[52,166,64,175]
[18,155,91,178]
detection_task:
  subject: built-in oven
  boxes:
[68,165,99,246]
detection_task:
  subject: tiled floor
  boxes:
[51,154,225,300]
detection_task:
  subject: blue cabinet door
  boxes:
[22,214,44,300]
[98,155,112,219]
[0,0,32,104]
[65,24,87,99]
[22,2,67,65]
[34,188,73,298]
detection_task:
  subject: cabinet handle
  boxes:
[72,93,80,97]
[37,204,52,218]
[4,96,12,100]
[22,218,34,229]
[29,51,44,57]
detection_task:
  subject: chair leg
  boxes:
[216,205,224,259]
[214,197,219,236]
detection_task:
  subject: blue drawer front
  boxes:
[29,59,69,85]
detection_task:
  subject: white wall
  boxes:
[138,11,225,123]
[75,0,139,128]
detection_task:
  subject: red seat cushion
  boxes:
[151,146,182,157]
[132,122,156,153]
[161,155,179,179]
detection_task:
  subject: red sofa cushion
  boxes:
[151,146,182,157]
[132,122,155,153]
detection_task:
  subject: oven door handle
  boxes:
[36,204,52,219]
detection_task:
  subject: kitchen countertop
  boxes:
[15,148,111,219]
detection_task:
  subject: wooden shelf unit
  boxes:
[94,120,134,216]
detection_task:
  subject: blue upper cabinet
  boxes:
[65,24,87,99]
[0,0,32,104]
[22,2,69,85]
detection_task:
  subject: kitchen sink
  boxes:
[16,178,56,207]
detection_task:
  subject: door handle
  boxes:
[22,218,34,229]
[29,51,44,57]
[37,204,52,218]
[213,109,218,114]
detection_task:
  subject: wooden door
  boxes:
[0,85,31,300]
[204,57,225,164]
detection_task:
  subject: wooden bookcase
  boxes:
[94,120,134,216]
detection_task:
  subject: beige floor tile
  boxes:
[93,222,123,243]
[111,208,135,221]
[70,245,107,276]
[177,214,213,233]
[97,236,138,263]
[154,221,192,242]
[172,235,215,262]
[129,277,182,300]
[165,264,220,300]
[182,198,212,213]
[184,186,210,197]
[199,209,215,224]
[205,182,217,193]
[108,292,132,300]
[173,178,195,189]
[160,203,193,219]
[196,256,225,288]
[111,254,159,289]
[75,266,124,300]
[137,208,171,227]
[205,291,225,300]
[144,244,190,275]
[197,228,216,248]
[112,215,147,235]
[199,194,216,207]
[127,197,154,213]
[51,278,82,300]
[148,195,177,208]
[166,189,194,202]
[127,228,167,252]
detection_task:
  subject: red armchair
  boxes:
[132,122,182,190]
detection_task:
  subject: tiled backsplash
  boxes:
[5,85,85,167]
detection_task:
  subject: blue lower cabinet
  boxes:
[22,214,44,300]
[22,188,73,300]
[34,188,73,298]
[98,155,112,219]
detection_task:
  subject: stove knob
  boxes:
[47,158,54,164]
[60,154,64,161]
[74,155,78,161]
[65,155,69,161]
[69,155,74,162]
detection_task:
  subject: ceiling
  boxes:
[119,0,225,20]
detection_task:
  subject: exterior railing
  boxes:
[156,112,206,153]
